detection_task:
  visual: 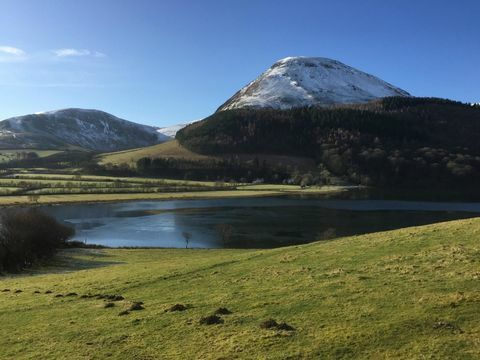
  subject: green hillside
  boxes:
[98,140,216,166]
[1,218,479,359]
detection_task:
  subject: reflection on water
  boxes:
[37,190,480,249]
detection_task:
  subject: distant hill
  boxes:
[178,97,480,187]
[0,108,171,152]
[156,123,191,138]
[217,56,409,111]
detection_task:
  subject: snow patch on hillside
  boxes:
[156,122,194,138]
[0,108,170,151]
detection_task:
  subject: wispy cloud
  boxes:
[53,48,106,58]
[0,46,27,62]
[0,46,110,88]
[0,46,107,62]
[0,46,26,56]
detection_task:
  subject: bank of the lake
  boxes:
[0,185,348,207]
[1,217,479,359]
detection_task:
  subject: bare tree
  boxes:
[182,231,192,249]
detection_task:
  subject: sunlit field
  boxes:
[1,218,479,359]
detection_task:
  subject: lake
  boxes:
[39,189,480,248]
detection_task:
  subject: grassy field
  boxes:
[0,190,287,206]
[0,172,234,204]
[7,173,222,186]
[98,140,216,165]
[1,218,479,359]
[0,149,63,163]
[0,187,344,206]
[236,184,350,193]
[0,172,346,205]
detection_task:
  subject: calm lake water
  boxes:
[39,190,480,249]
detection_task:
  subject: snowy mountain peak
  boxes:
[217,56,410,111]
[0,108,170,151]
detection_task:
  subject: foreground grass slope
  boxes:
[1,219,479,359]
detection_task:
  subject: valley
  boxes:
[0,26,479,359]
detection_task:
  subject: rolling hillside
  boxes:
[98,140,316,177]
[1,218,479,359]
[98,140,216,166]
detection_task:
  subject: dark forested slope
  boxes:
[177,97,480,186]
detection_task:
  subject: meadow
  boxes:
[98,140,216,166]
[0,172,345,206]
[0,218,479,359]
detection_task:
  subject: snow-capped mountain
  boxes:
[0,108,170,152]
[217,57,410,111]
[156,123,190,139]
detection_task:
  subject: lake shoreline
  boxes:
[0,185,351,207]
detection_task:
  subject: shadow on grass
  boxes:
[2,249,123,278]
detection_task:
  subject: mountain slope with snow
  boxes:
[0,109,170,151]
[156,123,191,139]
[217,57,410,111]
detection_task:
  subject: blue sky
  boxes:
[0,0,479,126]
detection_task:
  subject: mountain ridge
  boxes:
[0,108,170,152]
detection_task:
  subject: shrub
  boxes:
[27,194,41,203]
[0,209,74,273]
